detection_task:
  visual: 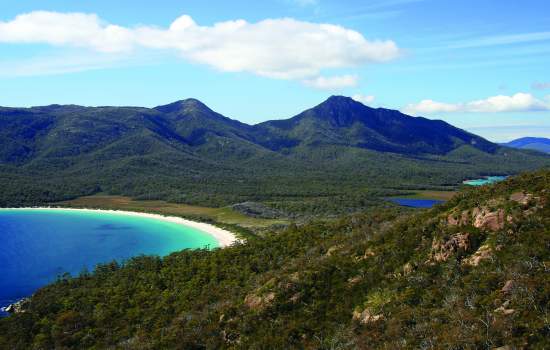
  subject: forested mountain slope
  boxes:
[1,170,548,349]
[1,97,549,214]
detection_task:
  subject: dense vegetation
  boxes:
[1,97,549,215]
[1,170,548,349]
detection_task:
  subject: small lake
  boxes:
[463,176,507,186]
[0,209,219,316]
[388,198,444,208]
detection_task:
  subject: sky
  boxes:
[0,0,549,142]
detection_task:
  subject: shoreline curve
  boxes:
[0,207,239,248]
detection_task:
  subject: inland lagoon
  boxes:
[388,198,444,208]
[462,176,508,186]
[0,208,236,316]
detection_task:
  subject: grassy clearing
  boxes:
[57,195,288,230]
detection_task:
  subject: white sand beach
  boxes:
[0,207,239,248]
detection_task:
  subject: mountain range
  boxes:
[1,96,549,212]
[502,137,550,154]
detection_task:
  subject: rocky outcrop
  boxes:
[447,207,508,232]
[352,308,385,325]
[472,207,506,231]
[509,191,533,205]
[430,233,470,263]
[244,292,275,311]
[494,300,515,315]
[462,244,498,266]
[501,280,515,294]
[3,298,30,314]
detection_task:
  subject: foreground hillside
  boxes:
[1,97,549,215]
[1,170,548,349]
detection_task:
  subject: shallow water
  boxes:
[0,209,218,315]
[463,176,507,186]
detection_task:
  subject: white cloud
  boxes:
[0,11,400,84]
[352,94,375,105]
[303,75,358,89]
[404,93,550,115]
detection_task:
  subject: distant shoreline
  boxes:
[0,207,239,248]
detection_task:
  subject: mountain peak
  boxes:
[154,98,212,114]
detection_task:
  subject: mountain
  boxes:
[1,170,548,349]
[255,96,497,154]
[502,137,550,154]
[0,96,549,213]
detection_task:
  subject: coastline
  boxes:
[0,207,239,248]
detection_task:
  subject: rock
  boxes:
[462,244,493,266]
[473,207,505,231]
[326,245,343,256]
[244,292,275,311]
[352,308,385,325]
[289,292,302,303]
[403,262,414,275]
[3,298,30,314]
[347,275,363,286]
[493,346,512,350]
[509,192,533,205]
[431,233,470,263]
[501,280,515,294]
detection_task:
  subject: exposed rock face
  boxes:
[447,207,507,231]
[501,280,515,294]
[3,298,30,314]
[510,191,533,205]
[462,244,494,266]
[244,292,275,311]
[494,300,515,315]
[430,233,470,263]
[352,308,385,325]
[472,208,505,231]
[347,275,363,286]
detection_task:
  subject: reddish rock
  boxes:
[473,207,505,231]
[510,191,533,205]
[352,308,385,325]
[244,292,275,311]
[431,233,470,263]
[501,280,515,294]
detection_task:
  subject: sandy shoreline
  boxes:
[0,207,239,248]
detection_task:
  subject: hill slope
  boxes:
[1,97,549,214]
[1,170,548,349]
[502,137,550,154]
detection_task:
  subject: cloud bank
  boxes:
[0,11,400,86]
[352,94,375,105]
[404,93,550,115]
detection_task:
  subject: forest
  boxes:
[1,170,548,349]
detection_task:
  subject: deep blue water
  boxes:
[0,209,218,316]
[388,198,444,208]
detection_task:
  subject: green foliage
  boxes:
[1,171,549,349]
[1,99,549,216]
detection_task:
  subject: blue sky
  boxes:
[0,0,549,142]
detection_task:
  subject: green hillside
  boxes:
[1,170,548,349]
[1,97,549,216]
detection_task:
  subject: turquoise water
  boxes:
[388,198,443,208]
[0,209,218,314]
[463,176,507,186]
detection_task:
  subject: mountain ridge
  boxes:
[1,96,549,211]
